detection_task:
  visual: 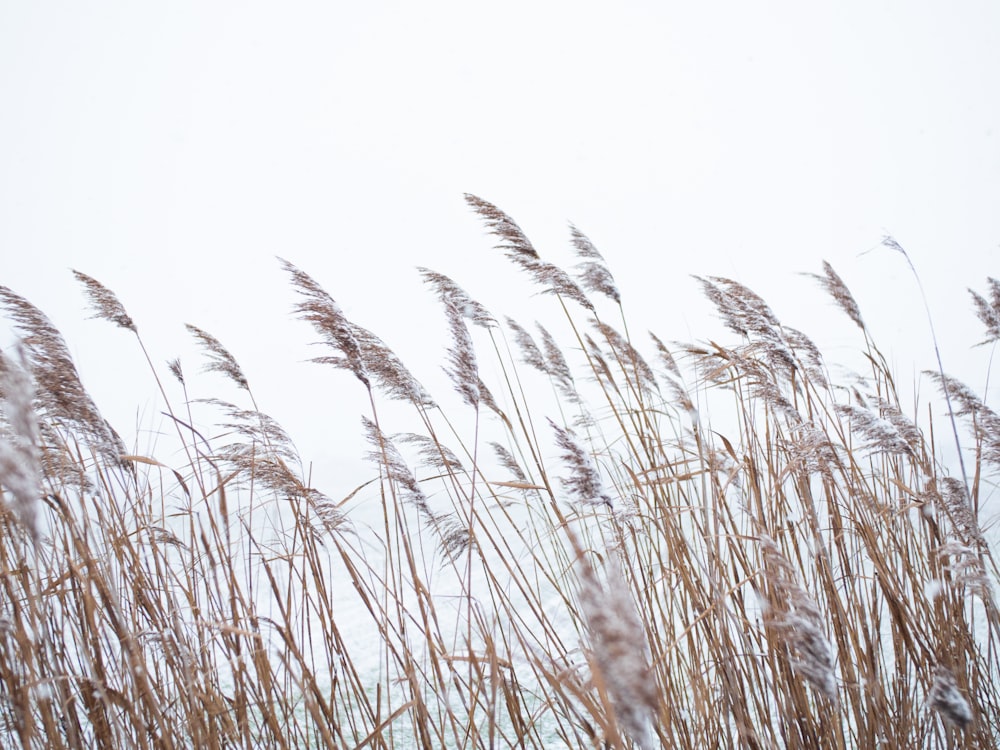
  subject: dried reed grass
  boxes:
[0,198,997,749]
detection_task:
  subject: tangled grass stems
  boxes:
[0,197,997,748]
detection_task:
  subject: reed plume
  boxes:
[363,415,433,519]
[0,285,125,465]
[569,224,620,304]
[926,371,1000,468]
[442,297,480,409]
[506,317,548,374]
[536,322,580,404]
[807,260,865,330]
[351,323,435,407]
[969,277,1000,344]
[166,357,184,385]
[363,416,468,557]
[0,346,41,541]
[550,418,612,509]
[465,194,594,311]
[417,268,495,329]
[72,269,137,333]
[577,557,657,748]
[928,665,972,731]
[280,257,369,388]
[835,401,916,456]
[759,536,838,704]
[186,324,249,390]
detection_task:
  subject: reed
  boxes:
[0,197,997,748]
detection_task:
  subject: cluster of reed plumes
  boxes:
[0,196,998,749]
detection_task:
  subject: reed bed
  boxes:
[0,196,998,749]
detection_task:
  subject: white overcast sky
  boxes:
[2,2,999,485]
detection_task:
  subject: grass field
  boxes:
[1,195,998,748]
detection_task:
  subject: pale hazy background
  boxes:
[2,2,999,493]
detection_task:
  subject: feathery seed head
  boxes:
[759,536,838,703]
[577,558,657,748]
[186,324,249,390]
[835,402,914,456]
[0,346,41,541]
[928,665,972,731]
[550,419,613,509]
[443,298,480,409]
[464,193,538,259]
[506,318,548,374]
[490,441,527,483]
[808,261,865,330]
[465,195,595,310]
[0,286,125,465]
[280,257,370,389]
[570,224,620,304]
[418,267,495,328]
[350,324,435,407]
[73,270,137,333]
[969,286,1000,344]
[363,416,431,516]
[167,357,184,385]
